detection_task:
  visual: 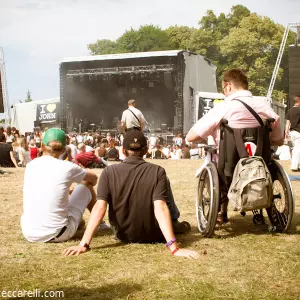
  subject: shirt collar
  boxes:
[225,90,253,103]
[123,156,145,164]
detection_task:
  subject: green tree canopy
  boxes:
[116,25,175,53]
[88,39,118,55]
[87,5,294,100]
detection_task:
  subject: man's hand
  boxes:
[173,249,199,259]
[63,245,89,256]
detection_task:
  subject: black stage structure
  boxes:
[59,50,217,134]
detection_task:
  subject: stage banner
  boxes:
[198,98,224,118]
[36,103,60,123]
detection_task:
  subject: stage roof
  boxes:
[60,50,185,64]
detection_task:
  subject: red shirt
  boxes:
[29,147,38,160]
[75,151,100,167]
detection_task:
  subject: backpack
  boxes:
[226,99,273,212]
[227,156,273,211]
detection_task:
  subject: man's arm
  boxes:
[10,151,18,168]
[140,119,145,131]
[83,171,98,186]
[63,200,107,256]
[186,128,206,144]
[154,200,199,259]
[121,111,126,133]
[66,146,73,161]
[285,120,291,140]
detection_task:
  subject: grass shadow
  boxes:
[8,282,143,300]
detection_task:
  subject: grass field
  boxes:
[0,160,300,300]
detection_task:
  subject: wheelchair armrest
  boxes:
[204,146,217,154]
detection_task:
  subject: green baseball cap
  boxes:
[42,128,66,147]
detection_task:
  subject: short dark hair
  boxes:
[223,69,248,90]
[0,133,6,142]
[294,95,300,102]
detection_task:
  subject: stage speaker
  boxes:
[164,72,173,89]
[0,72,4,113]
[288,45,300,108]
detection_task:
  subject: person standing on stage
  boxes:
[121,99,146,133]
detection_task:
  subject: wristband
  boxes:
[172,247,180,255]
[165,238,176,248]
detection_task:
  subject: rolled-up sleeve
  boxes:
[191,103,228,140]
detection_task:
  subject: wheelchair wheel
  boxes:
[266,160,294,233]
[196,163,220,237]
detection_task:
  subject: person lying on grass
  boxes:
[21,128,98,243]
[64,130,199,259]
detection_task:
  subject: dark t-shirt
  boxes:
[0,143,14,167]
[97,156,168,243]
[286,106,300,132]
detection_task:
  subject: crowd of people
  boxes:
[0,68,298,259]
[0,126,210,170]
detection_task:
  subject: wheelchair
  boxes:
[196,119,294,238]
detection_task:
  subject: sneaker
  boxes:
[217,212,229,224]
[172,220,191,234]
[99,220,111,230]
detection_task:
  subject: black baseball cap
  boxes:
[123,130,147,150]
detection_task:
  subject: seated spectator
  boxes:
[16,137,31,167]
[95,143,107,158]
[161,145,171,159]
[5,126,15,143]
[152,145,166,159]
[59,135,73,161]
[68,139,78,161]
[106,141,119,161]
[75,143,107,168]
[0,133,18,168]
[182,145,191,159]
[170,145,182,159]
[64,130,198,258]
[84,141,94,153]
[21,128,98,243]
[190,143,200,160]
[29,139,39,160]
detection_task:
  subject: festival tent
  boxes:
[10,97,60,134]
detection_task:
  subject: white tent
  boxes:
[10,97,59,134]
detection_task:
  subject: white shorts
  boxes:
[50,184,92,243]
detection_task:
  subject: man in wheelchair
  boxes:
[186,69,286,227]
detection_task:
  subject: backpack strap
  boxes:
[234,99,264,127]
[127,109,141,125]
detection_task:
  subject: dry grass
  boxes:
[0,160,300,300]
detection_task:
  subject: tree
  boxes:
[87,5,295,100]
[165,26,197,50]
[219,13,294,97]
[88,39,119,55]
[88,25,175,55]
[116,25,175,53]
[25,90,33,103]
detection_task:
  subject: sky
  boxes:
[0,0,300,117]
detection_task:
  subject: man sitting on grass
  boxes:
[64,130,199,259]
[21,128,98,243]
[0,133,18,168]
